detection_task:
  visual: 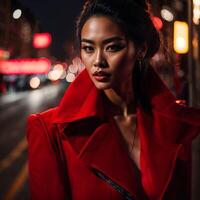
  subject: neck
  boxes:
[104,89,136,117]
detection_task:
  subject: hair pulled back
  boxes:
[76,0,160,59]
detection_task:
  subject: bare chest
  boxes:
[114,115,141,170]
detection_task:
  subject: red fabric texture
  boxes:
[27,66,200,200]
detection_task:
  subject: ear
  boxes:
[136,42,148,59]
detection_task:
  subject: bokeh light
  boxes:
[66,73,76,82]
[29,77,40,89]
[13,9,22,19]
[161,8,174,22]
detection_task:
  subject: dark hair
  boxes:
[76,0,160,111]
[76,0,160,59]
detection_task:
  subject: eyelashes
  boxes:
[81,44,126,54]
[81,46,94,53]
[106,44,126,52]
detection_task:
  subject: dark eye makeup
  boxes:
[106,43,126,52]
[81,43,126,54]
[81,45,94,53]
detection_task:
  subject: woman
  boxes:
[27,0,200,199]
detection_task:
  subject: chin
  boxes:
[93,81,112,90]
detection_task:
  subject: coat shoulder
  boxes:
[26,107,67,199]
[163,101,200,126]
[27,107,58,125]
[27,107,59,153]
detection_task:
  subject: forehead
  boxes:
[81,16,126,41]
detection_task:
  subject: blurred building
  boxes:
[0,0,10,55]
[0,0,38,59]
[0,0,43,93]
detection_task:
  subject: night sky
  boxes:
[18,0,83,60]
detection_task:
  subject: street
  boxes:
[0,83,66,200]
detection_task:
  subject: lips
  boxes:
[92,71,111,82]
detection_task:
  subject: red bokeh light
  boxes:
[33,33,52,48]
[151,16,163,31]
[0,58,51,75]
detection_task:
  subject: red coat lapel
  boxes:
[78,120,142,199]
[52,70,105,123]
[137,109,182,199]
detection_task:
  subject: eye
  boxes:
[81,46,94,53]
[106,44,126,52]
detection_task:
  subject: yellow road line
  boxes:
[0,138,27,172]
[3,162,28,200]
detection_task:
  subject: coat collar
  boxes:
[52,66,177,124]
[52,69,105,123]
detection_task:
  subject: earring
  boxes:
[138,55,144,72]
[138,58,142,72]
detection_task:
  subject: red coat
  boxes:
[27,67,200,200]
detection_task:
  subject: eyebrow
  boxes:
[81,36,126,44]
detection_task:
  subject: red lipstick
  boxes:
[92,71,111,82]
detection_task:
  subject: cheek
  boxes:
[81,53,92,71]
[109,53,135,76]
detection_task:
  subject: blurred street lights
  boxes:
[193,0,200,24]
[151,16,163,30]
[33,33,52,58]
[161,7,174,22]
[12,9,22,19]
[173,21,189,54]
[33,33,52,49]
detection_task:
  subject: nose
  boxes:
[93,50,107,68]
